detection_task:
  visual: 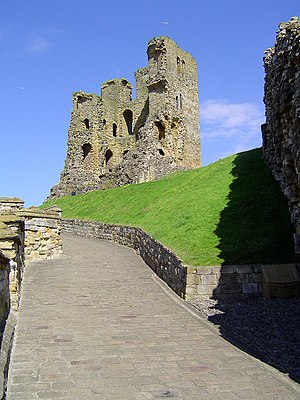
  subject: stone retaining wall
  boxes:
[61,219,264,300]
[0,251,10,323]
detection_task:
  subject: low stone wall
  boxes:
[61,219,264,300]
[18,208,63,263]
[0,198,24,214]
[185,265,262,300]
[0,221,23,311]
[0,251,11,322]
[0,202,63,311]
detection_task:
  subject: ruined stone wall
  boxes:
[0,222,21,312]
[0,251,10,323]
[0,200,62,310]
[61,219,264,300]
[49,36,201,199]
[18,208,63,263]
[262,17,300,233]
[0,198,24,213]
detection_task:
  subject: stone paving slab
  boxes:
[6,234,300,399]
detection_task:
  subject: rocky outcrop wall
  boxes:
[61,219,264,300]
[262,17,300,235]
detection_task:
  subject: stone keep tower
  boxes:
[49,37,201,199]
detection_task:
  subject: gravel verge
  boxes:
[187,296,300,383]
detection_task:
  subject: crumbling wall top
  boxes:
[264,16,300,62]
[0,197,24,204]
[147,36,196,63]
[0,222,18,240]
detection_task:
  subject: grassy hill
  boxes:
[43,148,295,266]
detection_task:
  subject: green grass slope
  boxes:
[43,148,295,266]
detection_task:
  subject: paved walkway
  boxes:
[6,234,300,399]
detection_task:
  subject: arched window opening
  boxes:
[105,149,113,165]
[113,123,117,137]
[103,119,106,125]
[82,143,92,160]
[123,109,133,135]
[177,56,181,73]
[158,149,165,156]
[176,96,179,110]
[182,59,185,71]
[83,118,90,129]
[180,94,183,109]
[155,121,165,140]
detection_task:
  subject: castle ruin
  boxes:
[262,17,300,234]
[49,37,201,199]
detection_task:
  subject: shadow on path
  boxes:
[209,148,300,382]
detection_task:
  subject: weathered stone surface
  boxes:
[0,251,10,322]
[20,209,63,263]
[0,198,24,214]
[0,199,63,311]
[48,36,201,199]
[262,16,300,234]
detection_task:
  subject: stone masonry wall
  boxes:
[61,219,264,300]
[0,220,23,311]
[0,198,24,214]
[262,17,300,234]
[18,208,63,263]
[0,200,62,310]
[0,251,10,323]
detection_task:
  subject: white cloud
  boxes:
[28,37,50,53]
[201,99,264,165]
[201,99,264,139]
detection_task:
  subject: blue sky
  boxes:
[1,0,299,206]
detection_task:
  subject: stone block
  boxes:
[2,250,16,260]
[185,274,197,285]
[219,273,248,285]
[253,265,262,273]
[234,265,254,274]
[200,274,219,285]
[212,266,222,275]
[248,273,262,283]
[242,283,258,294]
[0,241,15,250]
[221,284,242,294]
[196,284,217,296]
[220,265,234,274]
[191,266,212,275]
